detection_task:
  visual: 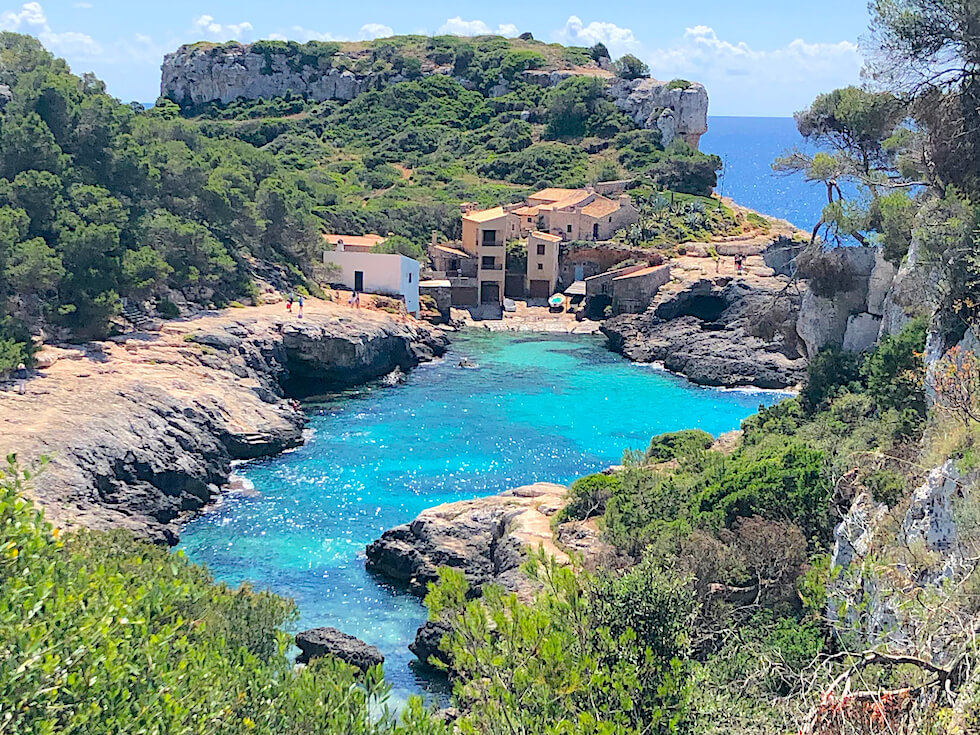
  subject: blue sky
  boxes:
[1,1,871,116]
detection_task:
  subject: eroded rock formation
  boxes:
[602,272,807,389]
[609,78,710,148]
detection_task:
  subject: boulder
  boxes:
[409,620,452,669]
[866,251,897,316]
[295,627,384,671]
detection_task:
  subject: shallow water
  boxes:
[177,331,786,703]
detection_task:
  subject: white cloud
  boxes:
[437,17,520,37]
[192,14,253,40]
[646,25,862,115]
[358,23,392,40]
[0,2,102,57]
[555,16,639,57]
[268,22,393,43]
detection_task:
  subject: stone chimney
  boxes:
[336,238,345,252]
[618,193,632,208]
[431,231,438,247]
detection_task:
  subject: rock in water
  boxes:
[409,620,452,670]
[295,627,384,671]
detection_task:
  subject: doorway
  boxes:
[354,271,364,292]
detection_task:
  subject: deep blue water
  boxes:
[702,116,824,230]
[178,331,785,703]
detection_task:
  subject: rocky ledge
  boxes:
[365,482,618,599]
[602,258,807,389]
[0,300,447,544]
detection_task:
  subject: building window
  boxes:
[527,217,532,223]
[608,217,612,222]
[536,244,546,255]
[449,258,459,271]
[408,272,412,283]
[481,256,496,268]
[482,230,497,245]
[566,224,572,233]
[537,263,543,270]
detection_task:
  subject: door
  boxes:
[529,280,551,298]
[480,282,499,304]
[574,265,584,281]
[354,271,364,292]
[592,223,599,239]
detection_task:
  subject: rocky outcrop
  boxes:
[162,43,372,106]
[0,301,447,544]
[829,462,976,658]
[295,627,384,671]
[602,274,807,389]
[794,247,901,358]
[365,482,569,599]
[609,79,709,148]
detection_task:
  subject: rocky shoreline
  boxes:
[602,257,808,390]
[0,300,447,544]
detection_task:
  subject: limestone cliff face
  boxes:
[609,79,709,148]
[161,43,373,106]
[160,42,710,148]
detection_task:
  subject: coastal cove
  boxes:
[177,330,787,702]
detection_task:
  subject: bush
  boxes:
[0,457,444,735]
[645,429,714,462]
[559,472,620,521]
[799,347,863,414]
[613,54,650,80]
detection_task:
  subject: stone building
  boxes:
[526,232,562,299]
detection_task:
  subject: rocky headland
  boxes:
[0,300,447,544]
[160,41,708,147]
[602,247,808,389]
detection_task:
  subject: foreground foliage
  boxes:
[0,457,445,735]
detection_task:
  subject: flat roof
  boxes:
[322,233,386,247]
[462,206,508,223]
[613,265,665,280]
[419,279,451,288]
[564,280,587,296]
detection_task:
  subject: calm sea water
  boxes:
[702,116,824,230]
[178,331,785,702]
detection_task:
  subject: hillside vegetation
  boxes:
[0,32,720,371]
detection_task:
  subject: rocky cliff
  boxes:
[603,250,807,389]
[0,301,447,544]
[609,78,709,148]
[160,40,709,148]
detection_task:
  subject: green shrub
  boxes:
[666,79,692,90]
[559,472,620,521]
[155,298,180,318]
[0,456,444,735]
[645,429,714,463]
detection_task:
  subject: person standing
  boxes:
[297,294,304,318]
[286,294,294,313]
[14,362,27,395]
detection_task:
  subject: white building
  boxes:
[323,244,420,315]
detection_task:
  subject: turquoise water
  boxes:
[177,331,785,702]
